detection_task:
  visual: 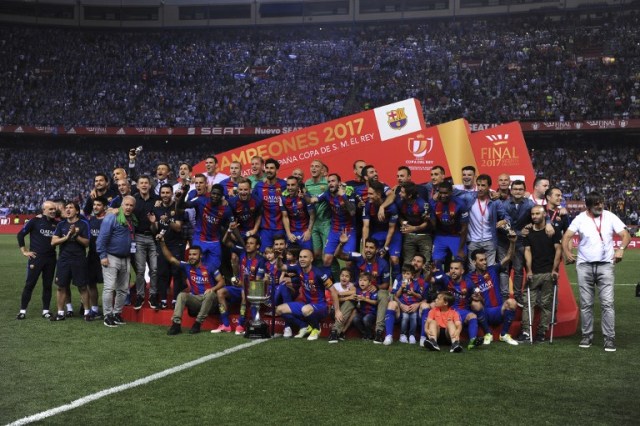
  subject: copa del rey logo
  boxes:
[484,133,509,145]
[407,134,433,158]
[386,108,408,130]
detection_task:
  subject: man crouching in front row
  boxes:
[158,234,224,335]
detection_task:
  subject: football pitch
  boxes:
[1,234,639,425]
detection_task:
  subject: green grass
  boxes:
[1,235,639,425]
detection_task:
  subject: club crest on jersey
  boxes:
[387,108,408,130]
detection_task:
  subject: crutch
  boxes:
[526,276,533,345]
[549,277,559,344]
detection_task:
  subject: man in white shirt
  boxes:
[562,191,630,352]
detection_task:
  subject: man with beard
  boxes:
[228,178,262,242]
[335,231,390,344]
[562,192,630,352]
[151,184,184,309]
[83,173,117,216]
[253,158,287,250]
[431,260,481,350]
[16,201,58,320]
[161,240,224,335]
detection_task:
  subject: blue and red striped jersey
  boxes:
[429,198,469,236]
[179,262,221,295]
[397,197,429,227]
[231,245,266,283]
[187,196,234,242]
[253,179,287,231]
[348,252,390,288]
[356,287,378,316]
[280,194,314,232]
[362,200,398,234]
[287,264,333,305]
[228,195,262,235]
[317,190,357,232]
[467,264,502,308]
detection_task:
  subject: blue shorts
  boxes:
[432,235,465,262]
[224,285,244,305]
[324,229,356,255]
[287,301,328,318]
[485,306,503,325]
[194,240,221,272]
[371,230,402,258]
[290,230,314,251]
[56,258,88,288]
[454,308,473,322]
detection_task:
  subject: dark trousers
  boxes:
[157,243,185,301]
[21,256,56,311]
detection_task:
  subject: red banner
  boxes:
[193,98,430,183]
[0,119,638,137]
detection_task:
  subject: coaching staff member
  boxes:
[16,201,59,319]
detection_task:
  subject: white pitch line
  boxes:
[7,339,268,426]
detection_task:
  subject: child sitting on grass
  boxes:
[424,292,463,353]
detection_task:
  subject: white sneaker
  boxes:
[419,336,426,347]
[399,335,408,344]
[383,335,393,346]
[294,326,311,339]
[409,335,417,345]
[499,333,519,346]
[282,327,293,338]
[483,333,493,345]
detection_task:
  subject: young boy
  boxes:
[352,272,378,340]
[424,292,463,353]
[385,264,423,345]
[328,268,357,343]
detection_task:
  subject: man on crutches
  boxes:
[518,206,562,344]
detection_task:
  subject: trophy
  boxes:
[245,280,270,339]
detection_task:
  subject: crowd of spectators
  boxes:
[1,142,638,228]
[1,12,639,128]
[0,145,207,214]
